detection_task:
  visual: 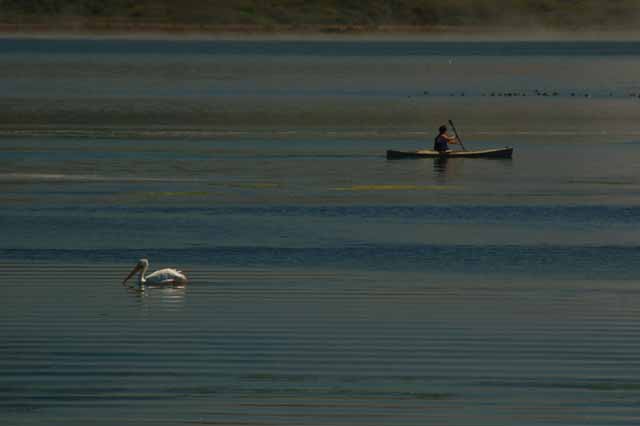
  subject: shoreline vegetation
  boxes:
[1,1,640,40]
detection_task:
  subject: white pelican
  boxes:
[123,258,188,287]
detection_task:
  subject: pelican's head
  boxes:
[123,258,149,285]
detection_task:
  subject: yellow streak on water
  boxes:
[135,191,212,199]
[206,182,281,189]
[567,179,637,186]
[332,184,459,191]
[226,182,281,189]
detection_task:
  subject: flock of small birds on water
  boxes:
[416,90,640,99]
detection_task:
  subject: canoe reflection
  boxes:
[433,157,450,181]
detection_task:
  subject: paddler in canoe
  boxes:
[386,120,513,159]
[433,124,459,153]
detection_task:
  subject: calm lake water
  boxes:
[2,38,640,425]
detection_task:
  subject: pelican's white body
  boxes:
[124,259,188,286]
[141,267,187,286]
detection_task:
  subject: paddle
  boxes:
[448,119,467,151]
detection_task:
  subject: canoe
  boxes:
[386,147,513,159]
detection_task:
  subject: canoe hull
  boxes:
[386,147,513,159]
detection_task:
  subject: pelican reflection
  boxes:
[125,281,187,308]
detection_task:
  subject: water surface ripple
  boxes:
[2,39,640,426]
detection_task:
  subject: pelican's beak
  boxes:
[123,264,141,286]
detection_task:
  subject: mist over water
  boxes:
[3,38,640,425]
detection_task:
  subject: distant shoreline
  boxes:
[2,22,640,41]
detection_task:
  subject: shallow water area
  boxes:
[2,38,640,425]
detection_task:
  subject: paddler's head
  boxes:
[439,125,447,134]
